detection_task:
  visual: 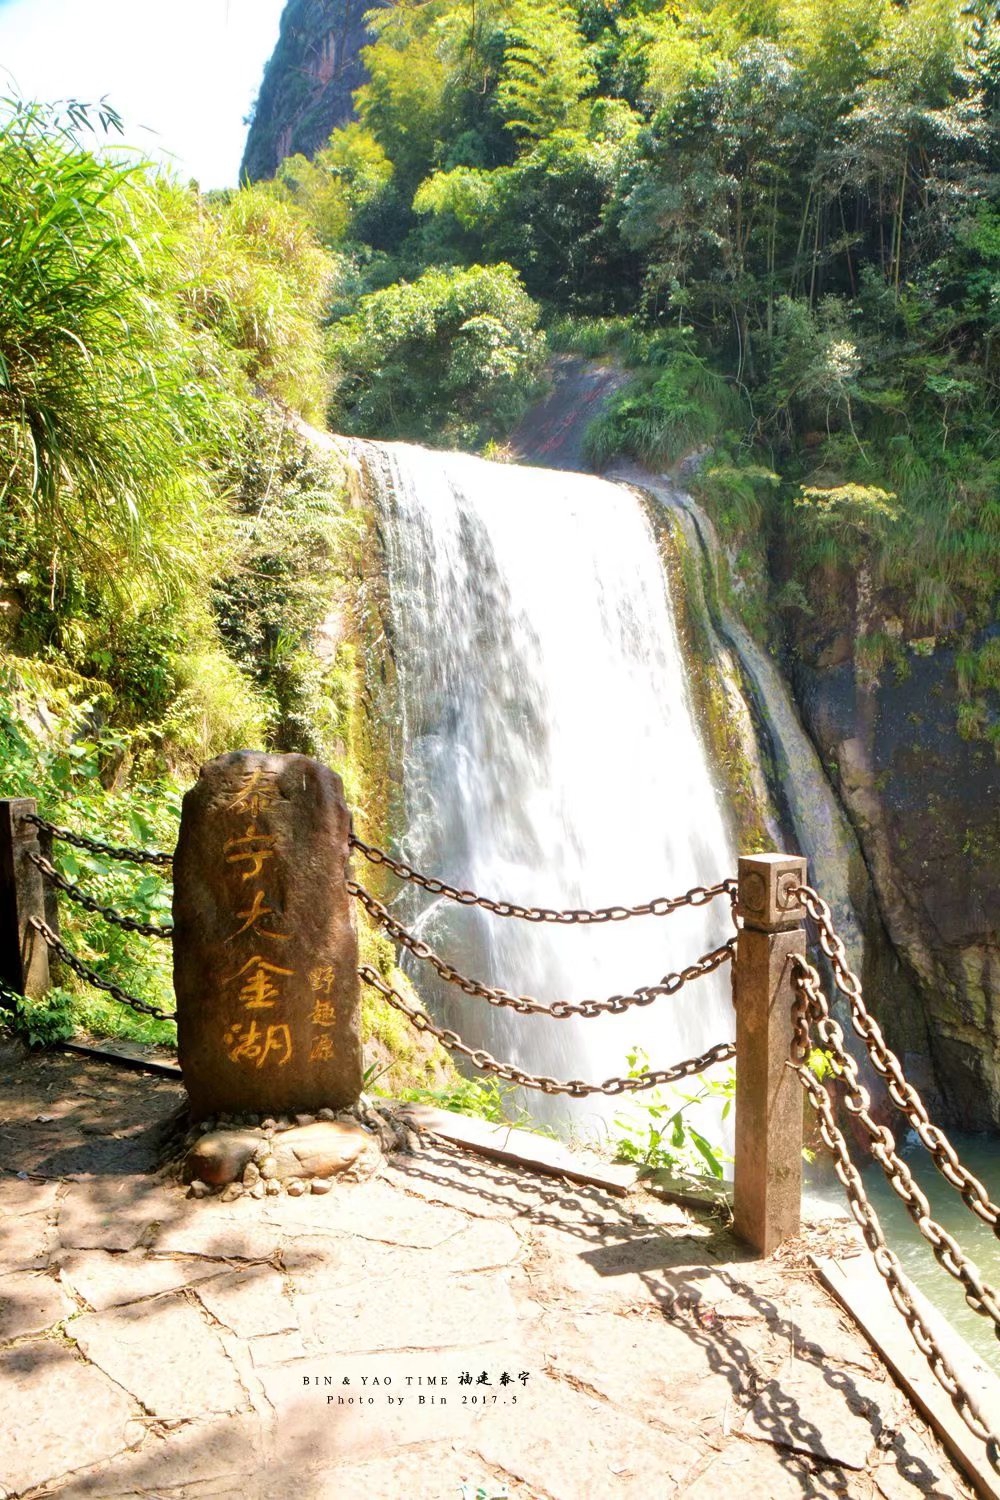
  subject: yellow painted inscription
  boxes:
[225,767,283,818]
[310,964,336,998]
[226,954,295,1010]
[224,825,279,881]
[224,1020,293,1068]
[230,886,288,942]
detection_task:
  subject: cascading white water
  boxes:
[374,441,737,1145]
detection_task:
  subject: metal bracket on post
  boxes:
[733,851,807,1256]
[0,798,51,1005]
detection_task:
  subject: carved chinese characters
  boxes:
[173,752,363,1119]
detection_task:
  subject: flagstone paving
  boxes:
[0,1040,979,1499]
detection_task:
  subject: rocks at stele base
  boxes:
[179,1100,419,1202]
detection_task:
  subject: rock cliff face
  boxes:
[241,0,376,182]
[794,645,1000,1128]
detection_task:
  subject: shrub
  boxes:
[583,347,743,468]
[328,262,546,446]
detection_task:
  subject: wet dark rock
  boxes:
[794,644,1000,1126]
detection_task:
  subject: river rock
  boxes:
[185,1129,262,1187]
[173,751,363,1120]
[269,1121,376,1182]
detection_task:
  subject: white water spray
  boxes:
[373,442,737,1143]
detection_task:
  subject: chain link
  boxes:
[27,851,174,939]
[349,880,735,1018]
[790,982,813,1065]
[357,964,734,1095]
[793,884,1000,1236]
[792,1053,1000,1470]
[29,917,177,1021]
[792,955,1000,1342]
[350,835,737,925]
[25,813,173,869]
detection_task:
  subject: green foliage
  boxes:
[807,1047,835,1082]
[276,125,395,247]
[0,100,226,608]
[212,408,365,766]
[395,1073,537,1127]
[546,314,644,359]
[357,1,452,192]
[954,633,1000,751]
[496,0,597,142]
[329,262,546,445]
[7,987,76,1048]
[0,664,181,1034]
[794,485,901,552]
[0,94,342,760]
[0,99,411,1052]
[611,1048,734,1179]
[855,631,907,684]
[691,457,779,540]
[413,166,497,229]
[171,181,336,423]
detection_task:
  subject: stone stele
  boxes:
[173,751,362,1119]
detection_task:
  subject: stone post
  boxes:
[172,752,363,1120]
[733,851,807,1256]
[0,798,50,1004]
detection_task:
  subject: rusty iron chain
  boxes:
[792,955,1000,1343]
[27,851,174,940]
[358,964,735,1096]
[349,880,735,1018]
[29,917,177,1022]
[793,883,1000,1236]
[25,813,173,869]
[792,1051,1000,1471]
[349,834,737,925]
[790,980,812,1066]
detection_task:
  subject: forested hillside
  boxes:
[239,0,1000,1118]
[252,0,1000,684]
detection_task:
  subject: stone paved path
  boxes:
[0,1042,978,1500]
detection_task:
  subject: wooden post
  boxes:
[733,851,807,1256]
[0,798,51,1004]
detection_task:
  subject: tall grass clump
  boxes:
[0,99,229,607]
[583,345,744,469]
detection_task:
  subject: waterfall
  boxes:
[372,441,737,1143]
